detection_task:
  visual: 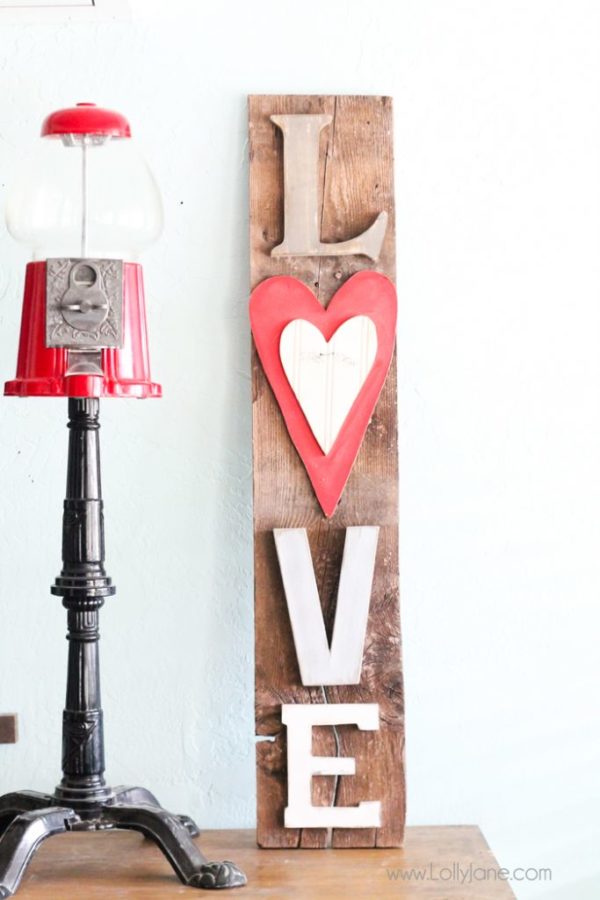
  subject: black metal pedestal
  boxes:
[0,399,246,895]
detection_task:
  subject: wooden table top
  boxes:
[17,826,515,899]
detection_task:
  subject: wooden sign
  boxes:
[249,95,404,849]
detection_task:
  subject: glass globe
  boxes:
[5,104,163,261]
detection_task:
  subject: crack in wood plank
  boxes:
[317,95,337,309]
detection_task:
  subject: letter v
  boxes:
[273,527,379,685]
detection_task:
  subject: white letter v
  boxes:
[273,527,379,686]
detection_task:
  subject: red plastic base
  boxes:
[5,262,161,399]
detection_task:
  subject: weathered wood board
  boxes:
[250,95,404,849]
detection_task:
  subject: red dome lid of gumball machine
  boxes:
[41,102,132,139]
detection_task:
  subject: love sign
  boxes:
[250,95,404,850]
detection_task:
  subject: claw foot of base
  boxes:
[191,861,247,890]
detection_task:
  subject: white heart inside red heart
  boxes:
[279,316,377,455]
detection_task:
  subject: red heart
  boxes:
[250,271,397,517]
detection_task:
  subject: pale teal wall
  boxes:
[0,3,598,898]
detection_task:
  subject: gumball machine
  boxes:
[0,105,246,895]
[4,101,161,399]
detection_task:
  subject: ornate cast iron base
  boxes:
[0,399,246,894]
[0,788,245,895]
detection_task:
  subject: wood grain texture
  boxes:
[0,714,17,744]
[250,96,403,848]
[14,827,516,899]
